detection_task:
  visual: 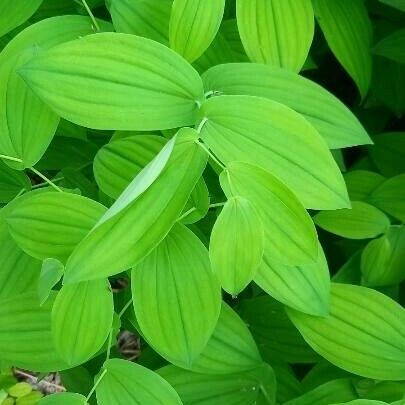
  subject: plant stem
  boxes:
[177,206,197,222]
[0,154,22,163]
[31,176,64,189]
[81,0,100,32]
[118,298,133,319]
[105,329,113,362]
[30,167,63,192]
[196,141,225,170]
[86,368,107,401]
[209,202,226,209]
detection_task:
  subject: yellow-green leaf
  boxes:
[38,258,64,305]
[38,392,87,405]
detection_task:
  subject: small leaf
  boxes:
[202,63,371,149]
[52,279,114,366]
[6,191,106,262]
[0,161,31,203]
[379,0,405,11]
[314,201,390,239]
[169,0,226,62]
[38,392,87,405]
[96,358,182,404]
[344,170,386,201]
[220,162,318,265]
[179,177,210,224]
[287,283,405,380]
[374,28,405,64]
[236,0,314,71]
[313,0,372,98]
[361,226,405,286]
[254,244,331,316]
[64,128,207,283]
[159,363,276,405]
[209,196,264,294]
[132,223,221,367]
[19,32,204,130]
[38,258,64,305]
[368,174,405,222]
[199,95,349,209]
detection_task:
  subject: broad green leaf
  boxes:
[0,1,43,37]
[199,95,349,209]
[0,161,30,202]
[313,0,372,98]
[38,393,87,405]
[158,363,276,405]
[272,364,303,403]
[0,292,67,372]
[180,177,210,224]
[287,283,405,380]
[254,243,330,316]
[93,135,167,199]
[374,28,405,63]
[368,174,405,222]
[335,401,389,405]
[38,258,64,305]
[64,128,207,283]
[314,201,390,239]
[108,0,172,43]
[52,279,114,365]
[379,0,405,11]
[238,295,319,363]
[169,0,225,62]
[344,171,386,201]
[202,63,371,149]
[368,133,405,177]
[19,32,204,131]
[132,223,221,367]
[187,303,262,374]
[0,16,110,169]
[220,19,248,61]
[236,0,314,71]
[59,366,93,399]
[219,162,318,265]
[6,191,106,262]
[361,226,405,286]
[209,196,264,294]
[0,223,40,299]
[357,380,405,403]
[284,378,357,405]
[96,358,182,405]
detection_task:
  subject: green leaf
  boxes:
[379,0,405,11]
[368,174,405,222]
[220,19,249,61]
[6,191,106,262]
[158,363,276,405]
[108,0,172,43]
[344,170,386,201]
[93,135,167,199]
[179,177,210,224]
[38,393,87,405]
[287,283,405,380]
[361,226,405,286]
[209,196,264,295]
[0,16,110,169]
[272,364,303,403]
[64,128,207,283]
[38,258,64,305]
[313,0,372,98]
[314,201,390,239]
[96,358,182,404]
[199,95,349,209]
[334,401,389,405]
[19,32,204,131]
[219,162,318,265]
[0,1,43,37]
[202,63,371,149]
[52,279,114,366]
[187,302,262,374]
[254,243,330,316]
[236,0,314,71]
[169,0,225,63]
[283,378,357,405]
[0,292,67,372]
[132,223,221,367]
[374,28,405,64]
[0,161,30,203]
[238,295,319,363]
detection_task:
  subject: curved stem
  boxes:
[81,0,100,32]
[196,141,225,170]
[29,167,63,192]
[86,368,107,401]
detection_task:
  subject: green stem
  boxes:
[209,202,226,209]
[81,0,100,32]
[118,298,133,319]
[29,167,63,192]
[177,206,197,222]
[196,141,225,170]
[31,176,64,189]
[0,154,22,163]
[86,368,107,401]
[105,329,113,362]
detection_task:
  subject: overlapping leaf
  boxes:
[38,393,87,405]
[19,32,204,130]
[236,0,314,71]
[202,63,371,149]
[374,28,405,64]
[38,258,64,305]
[0,161,30,202]
[199,95,349,209]
[344,171,386,201]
